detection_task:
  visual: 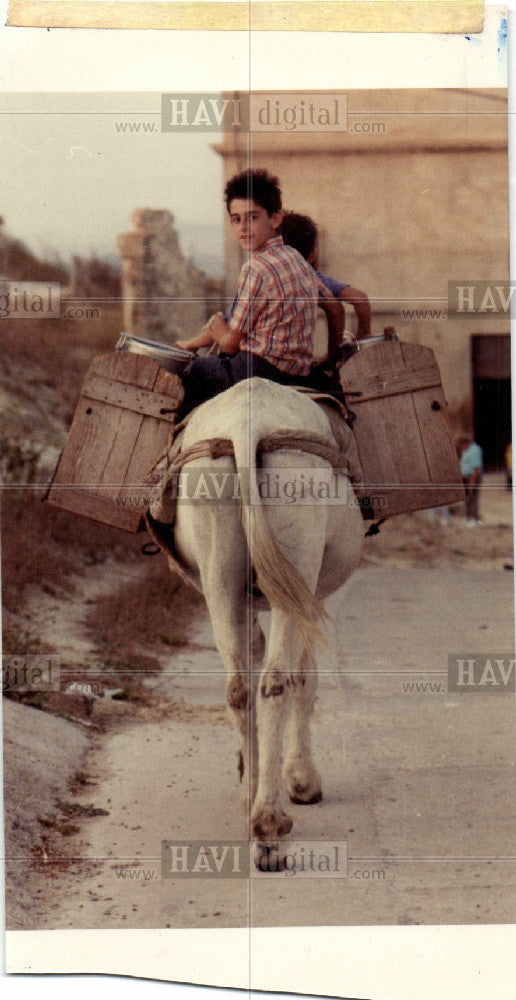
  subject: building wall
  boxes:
[215,88,509,418]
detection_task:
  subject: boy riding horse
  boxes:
[176,168,341,412]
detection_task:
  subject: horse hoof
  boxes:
[253,842,282,872]
[252,807,293,841]
[284,766,323,805]
[289,788,323,805]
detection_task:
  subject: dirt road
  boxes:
[15,560,514,930]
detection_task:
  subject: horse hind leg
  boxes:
[251,609,305,869]
[233,612,264,821]
[224,648,261,820]
[283,646,322,804]
[199,573,258,813]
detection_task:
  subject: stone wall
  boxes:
[118,209,222,343]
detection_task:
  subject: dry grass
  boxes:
[1,307,122,426]
[86,559,204,654]
[1,487,143,616]
[363,509,513,568]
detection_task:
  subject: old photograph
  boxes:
[1,82,513,949]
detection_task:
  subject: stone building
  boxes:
[215,89,510,467]
[118,209,223,344]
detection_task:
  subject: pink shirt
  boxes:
[228,236,333,376]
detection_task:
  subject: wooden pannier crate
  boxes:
[47,352,184,531]
[339,340,465,519]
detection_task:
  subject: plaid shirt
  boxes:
[227,236,334,376]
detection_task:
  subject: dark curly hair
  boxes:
[279,211,318,261]
[224,168,282,215]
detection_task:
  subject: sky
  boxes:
[0,93,225,274]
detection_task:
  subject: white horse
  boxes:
[169,377,364,867]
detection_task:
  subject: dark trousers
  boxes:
[180,350,309,416]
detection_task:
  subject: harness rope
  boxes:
[160,429,352,480]
[147,388,354,485]
[144,430,355,587]
[144,389,380,567]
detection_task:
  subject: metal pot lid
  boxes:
[116,332,194,360]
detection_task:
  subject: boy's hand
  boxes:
[209,313,227,340]
[201,313,219,335]
[205,312,241,353]
[178,313,241,355]
[176,318,221,353]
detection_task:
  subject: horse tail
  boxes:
[232,422,328,646]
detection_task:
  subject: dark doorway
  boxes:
[471,334,512,470]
